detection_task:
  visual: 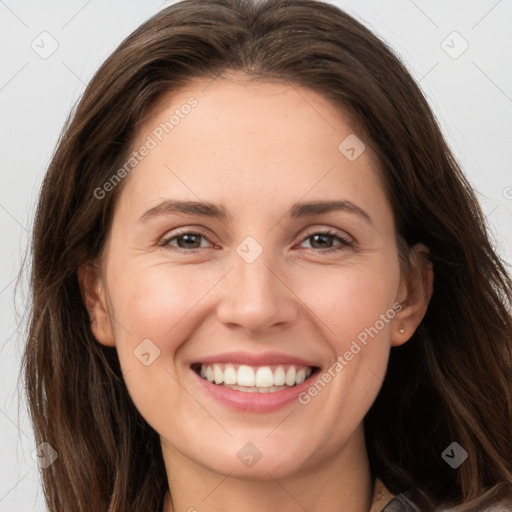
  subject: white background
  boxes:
[1,0,511,510]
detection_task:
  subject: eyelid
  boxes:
[157,227,217,249]
[158,224,355,252]
[299,225,353,243]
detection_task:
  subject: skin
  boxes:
[79,73,433,512]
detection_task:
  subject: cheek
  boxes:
[297,258,400,346]
[295,265,399,417]
[107,249,400,360]
[105,263,211,426]
[108,262,214,340]
[102,262,216,403]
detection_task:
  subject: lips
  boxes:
[192,350,319,368]
[192,365,320,412]
[189,351,321,412]
[191,351,319,388]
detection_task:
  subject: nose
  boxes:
[216,246,299,335]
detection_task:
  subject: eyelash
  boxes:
[158,228,354,254]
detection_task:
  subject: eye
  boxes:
[159,230,213,252]
[297,229,353,253]
[158,228,353,254]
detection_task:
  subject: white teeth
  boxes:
[285,366,296,386]
[273,366,286,386]
[295,368,306,385]
[237,365,255,387]
[223,364,237,385]
[255,367,274,387]
[226,384,290,393]
[242,386,258,393]
[196,363,314,390]
[213,364,224,385]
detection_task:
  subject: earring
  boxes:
[398,328,405,335]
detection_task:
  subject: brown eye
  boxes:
[299,230,353,252]
[160,231,211,252]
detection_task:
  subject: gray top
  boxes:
[380,490,422,511]
[380,489,512,511]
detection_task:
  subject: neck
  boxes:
[161,426,385,512]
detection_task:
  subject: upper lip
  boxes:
[192,351,320,368]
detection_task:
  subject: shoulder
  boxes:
[381,489,512,512]
[380,489,422,512]
[458,496,512,512]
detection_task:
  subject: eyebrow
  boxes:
[139,199,372,224]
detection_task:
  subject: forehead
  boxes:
[117,74,388,221]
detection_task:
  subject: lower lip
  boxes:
[192,367,320,413]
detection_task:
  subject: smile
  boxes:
[192,363,315,392]
[191,358,321,413]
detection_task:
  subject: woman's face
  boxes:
[82,74,428,481]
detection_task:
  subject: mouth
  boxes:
[191,362,320,393]
[189,351,322,412]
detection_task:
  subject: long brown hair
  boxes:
[21,0,512,510]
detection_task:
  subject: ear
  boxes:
[391,243,434,347]
[77,261,116,347]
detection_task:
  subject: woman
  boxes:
[22,0,512,511]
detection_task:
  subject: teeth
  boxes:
[213,364,224,385]
[223,365,237,385]
[255,367,274,387]
[225,384,291,393]
[196,363,314,390]
[295,368,306,385]
[285,366,296,386]
[237,365,255,387]
[274,366,286,386]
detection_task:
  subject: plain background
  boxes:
[1,0,511,510]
